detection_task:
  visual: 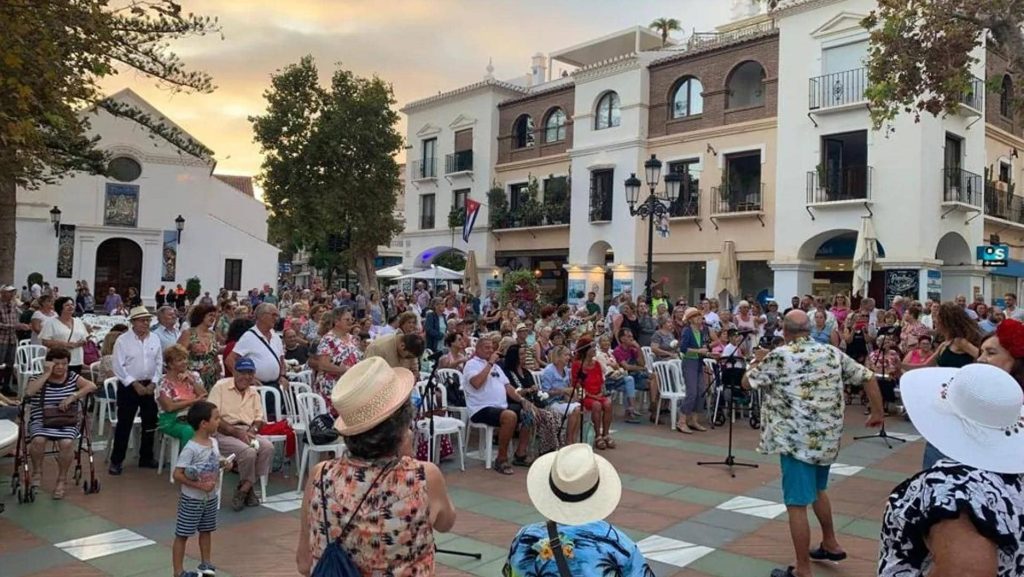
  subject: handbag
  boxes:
[311,460,396,577]
[83,338,100,366]
[41,380,81,428]
[546,521,573,577]
[309,413,340,445]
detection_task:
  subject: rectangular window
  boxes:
[668,160,701,216]
[719,151,762,213]
[453,189,469,211]
[420,138,437,178]
[589,169,614,222]
[543,176,570,224]
[420,194,435,229]
[999,161,1011,184]
[224,259,242,291]
[454,129,473,152]
[823,41,867,75]
[817,130,869,201]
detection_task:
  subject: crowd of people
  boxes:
[2,276,1022,577]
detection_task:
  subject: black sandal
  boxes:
[769,567,797,577]
[494,461,514,475]
[512,454,533,467]
[809,544,847,562]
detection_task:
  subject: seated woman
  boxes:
[505,443,652,576]
[572,336,615,450]
[538,345,581,444]
[866,334,902,414]
[25,348,98,499]
[296,357,456,575]
[438,332,469,371]
[156,344,207,444]
[502,344,560,456]
[901,334,933,372]
[595,335,640,423]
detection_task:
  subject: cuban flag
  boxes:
[462,198,481,243]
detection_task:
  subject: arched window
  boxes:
[544,108,566,143]
[672,77,704,118]
[726,61,766,109]
[513,114,535,149]
[107,156,142,182]
[1001,75,1014,118]
[595,91,621,130]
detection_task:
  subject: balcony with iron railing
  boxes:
[806,166,873,204]
[957,76,984,114]
[589,189,613,223]
[445,150,473,174]
[669,189,700,218]
[711,183,764,215]
[942,167,983,207]
[411,158,437,180]
[809,68,867,111]
[985,183,1024,225]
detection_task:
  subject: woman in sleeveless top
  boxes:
[178,303,222,389]
[25,348,97,499]
[297,358,455,576]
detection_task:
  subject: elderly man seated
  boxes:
[463,333,535,475]
[206,357,274,511]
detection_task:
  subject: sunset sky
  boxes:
[100,0,737,179]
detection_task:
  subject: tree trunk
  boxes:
[353,249,378,295]
[0,178,16,285]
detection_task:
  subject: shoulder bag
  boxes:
[546,521,573,577]
[310,460,396,577]
[42,377,81,428]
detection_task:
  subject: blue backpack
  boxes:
[311,460,396,577]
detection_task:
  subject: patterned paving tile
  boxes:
[55,529,155,561]
[715,496,787,519]
[260,489,303,512]
[829,463,865,476]
[636,535,715,568]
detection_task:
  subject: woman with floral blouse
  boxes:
[312,307,362,411]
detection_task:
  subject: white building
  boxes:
[771,0,990,304]
[14,88,279,309]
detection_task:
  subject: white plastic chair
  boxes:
[413,381,464,471]
[15,344,46,398]
[17,338,31,349]
[435,368,468,448]
[286,369,313,388]
[256,386,290,473]
[284,382,312,465]
[294,392,345,492]
[653,360,686,431]
[157,432,180,483]
[102,378,141,462]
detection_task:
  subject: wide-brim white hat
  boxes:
[332,357,414,436]
[526,443,622,526]
[900,365,1024,474]
[128,306,152,320]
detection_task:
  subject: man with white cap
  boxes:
[880,363,1024,576]
[109,306,163,475]
[504,443,651,575]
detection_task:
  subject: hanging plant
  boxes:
[498,269,543,308]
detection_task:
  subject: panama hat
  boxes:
[527,443,622,526]
[331,357,415,436]
[128,306,152,320]
[682,307,702,322]
[900,364,1024,474]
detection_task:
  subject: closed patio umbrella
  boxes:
[464,250,479,295]
[852,216,878,298]
[716,240,739,305]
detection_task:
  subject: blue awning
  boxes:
[989,259,1024,277]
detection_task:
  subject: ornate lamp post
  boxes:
[175,215,185,243]
[625,155,680,304]
[49,206,62,237]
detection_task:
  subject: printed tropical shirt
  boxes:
[746,337,871,465]
[503,521,654,577]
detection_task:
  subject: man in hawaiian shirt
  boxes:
[744,310,884,577]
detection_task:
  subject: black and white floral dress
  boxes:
[879,459,1024,576]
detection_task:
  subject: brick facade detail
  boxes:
[986,46,1020,136]
[497,86,575,165]
[648,34,779,138]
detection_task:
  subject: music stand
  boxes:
[697,331,759,478]
[852,337,904,449]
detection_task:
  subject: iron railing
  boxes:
[686,21,776,50]
[711,183,764,214]
[669,188,700,217]
[445,150,473,174]
[985,183,1024,224]
[942,167,983,206]
[806,166,873,203]
[809,68,867,110]
[590,187,613,222]
[411,158,437,179]
[958,77,984,111]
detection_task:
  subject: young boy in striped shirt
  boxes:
[172,401,227,577]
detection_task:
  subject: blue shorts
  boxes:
[780,454,830,506]
[175,494,218,537]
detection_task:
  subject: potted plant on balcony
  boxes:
[542,175,570,224]
[815,163,828,199]
[518,177,545,227]
[487,185,510,229]
[717,169,730,212]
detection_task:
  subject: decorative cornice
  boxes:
[494,152,570,172]
[101,143,209,168]
[572,54,641,83]
[647,117,777,147]
[449,114,477,130]
[416,123,442,137]
[986,123,1024,148]
[649,28,779,68]
[401,79,527,113]
[499,81,576,107]
[772,0,846,18]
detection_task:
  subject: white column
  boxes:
[141,236,161,308]
[769,261,816,303]
[941,265,988,301]
[564,263,606,308]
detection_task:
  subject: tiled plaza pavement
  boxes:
[0,406,924,577]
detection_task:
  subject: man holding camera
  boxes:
[744,310,884,577]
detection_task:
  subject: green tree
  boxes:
[487,185,510,229]
[649,18,682,46]
[0,0,219,284]
[250,56,403,293]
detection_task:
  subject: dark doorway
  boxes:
[95,238,142,310]
[820,130,869,200]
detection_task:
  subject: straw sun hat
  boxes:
[527,443,622,526]
[331,357,415,436]
[900,363,1024,474]
[128,306,152,320]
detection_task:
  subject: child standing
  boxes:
[172,400,224,577]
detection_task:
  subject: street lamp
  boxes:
[625,155,680,304]
[49,206,61,237]
[175,215,185,243]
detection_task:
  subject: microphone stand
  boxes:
[422,353,482,561]
[852,342,904,449]
[556,371,585,445]
[697,331,759,478]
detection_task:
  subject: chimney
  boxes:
[530,52,547,87]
